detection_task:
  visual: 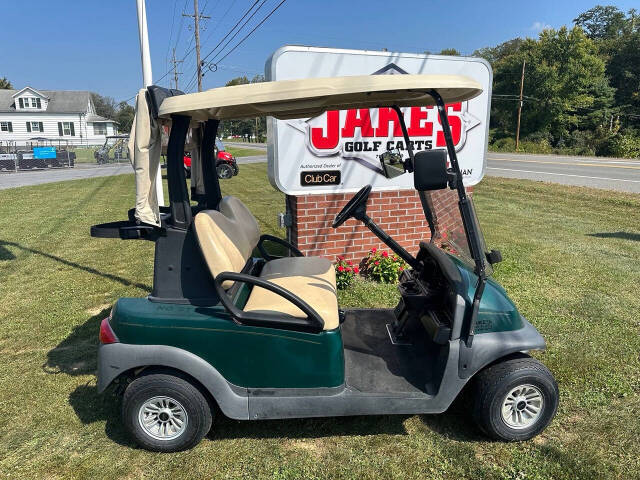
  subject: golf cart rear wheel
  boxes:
[472,356,558,441]
[122,373,212,452]
[217,163,234,179]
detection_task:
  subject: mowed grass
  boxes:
[0,164,639,479]
[225,145,266,157]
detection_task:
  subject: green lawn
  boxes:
[225,145,265,157]
[74,147,98,163]
[0,164,638,479]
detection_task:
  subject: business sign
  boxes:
[33,147,56,159]
[266,46,492,195]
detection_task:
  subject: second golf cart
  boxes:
[91,74,558,452]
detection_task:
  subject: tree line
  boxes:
[475,5,639,157]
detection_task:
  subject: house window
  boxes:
[27,122,43,132]
[93,123,107,135]
[0,122,12,132]
[58,121,75,136]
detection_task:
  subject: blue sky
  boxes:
[1,0,637,103]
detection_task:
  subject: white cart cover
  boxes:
[128,89,162,227]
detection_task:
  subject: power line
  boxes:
[152,0,243,93]
[179,0,243,71]
[171,48,184,90]
[164,0,179,80]
[183,0,267,92]
[197,0,239,49]
[200,0,262,64]
[209,0,287,66]
[182,0,211,92]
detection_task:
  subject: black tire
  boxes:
[231,162,239,176]
[122,373,212,452]
[217,162,233,179]
[472,356,558,441]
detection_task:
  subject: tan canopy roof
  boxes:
[158,74,483,121]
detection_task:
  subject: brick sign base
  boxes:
[288,188,468,263]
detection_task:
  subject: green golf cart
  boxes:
[91,74,558,452]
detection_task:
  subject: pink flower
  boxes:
[337,265,345,272]
[382,251,389,258]
[398,266,404,271]
[347,260,353,266]
[371,247,377,253]
[345,267,352,272]
[337,255,344,261]
[353,267,359,274]
[374,261,380,266]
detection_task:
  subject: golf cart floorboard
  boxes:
[342,309,441,396]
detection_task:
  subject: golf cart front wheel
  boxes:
[217,163,234,179]
[472,356,558,441]
[122,373,212,452]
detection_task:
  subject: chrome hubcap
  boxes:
[501,384,544,429]
[138,396,188,440]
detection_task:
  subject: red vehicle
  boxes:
[184,138,238,179]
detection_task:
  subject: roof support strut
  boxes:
[167,114,192,229]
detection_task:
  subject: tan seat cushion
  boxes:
[244,257,339,331]
[194,196,260,288]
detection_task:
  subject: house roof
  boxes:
[12,86,50,99]
[86,114,115,123]
[0,88,92,113]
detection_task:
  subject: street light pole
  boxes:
[135,0,164,206]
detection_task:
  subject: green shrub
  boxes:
[364,248,406,284]
[607,133,640,158]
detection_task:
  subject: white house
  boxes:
[0,87,118,147]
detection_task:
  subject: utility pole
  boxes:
[183,0,210,92]
[515,59,526,150]
[171,48,183,90]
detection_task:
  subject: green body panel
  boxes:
[449,256,523,334]
[109,298,345,389]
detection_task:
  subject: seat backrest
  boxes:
[194,196,260,288]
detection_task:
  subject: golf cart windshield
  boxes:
[215,138,225,151]
[426,193,492,276]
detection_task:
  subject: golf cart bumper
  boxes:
[97,342,250,420]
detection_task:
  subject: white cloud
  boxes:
[530,21,552,31]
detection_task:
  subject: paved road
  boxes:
[0,163,132,190]
[0,157,268,191]
[486,152,640,193]
[2,152,638,194]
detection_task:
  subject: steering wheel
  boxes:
[332,185,372,228]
